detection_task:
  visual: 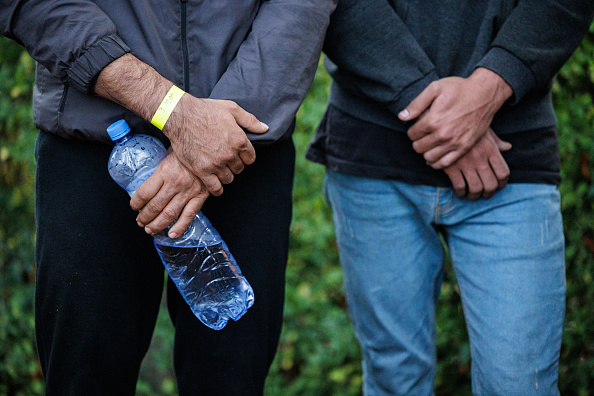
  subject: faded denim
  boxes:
[324,170,565,396]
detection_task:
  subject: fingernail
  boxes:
[169,232,178,239]
[144,226,153,234]
[137,220,144,227]
[260,122,269,130]
[399,109,410,119]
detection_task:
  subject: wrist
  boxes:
[150,85,185,130]
[470,67,513,108]
[161,89,192,143]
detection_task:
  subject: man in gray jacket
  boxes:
[308,0,594,394]
[1,0,336,394]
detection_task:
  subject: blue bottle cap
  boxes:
[107,119,131,141]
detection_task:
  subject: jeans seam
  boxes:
[433,188,441,223]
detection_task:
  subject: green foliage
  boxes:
[136,289,177,396]
[0,38,42,395]
[1,23,594,395]
[265,62,363,396]
[554,24,594,396]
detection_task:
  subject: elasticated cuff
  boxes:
[67,34,131,94]
[389,69,440,114]
[475,46,536,105]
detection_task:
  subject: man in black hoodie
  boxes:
[307,1,594,394]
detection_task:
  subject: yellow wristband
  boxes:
[150,85,185,130]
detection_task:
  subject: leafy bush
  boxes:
[265,63,363,396]
[554,24,594,396]
[1,23,593,395]
[0,38,42,396]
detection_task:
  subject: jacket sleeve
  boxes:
[207,0,337,144]
[322,0,439,116]
[0,0,130,94]
[476,0,594,104]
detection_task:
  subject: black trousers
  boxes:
[34,130,295,395]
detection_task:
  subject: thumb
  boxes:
[232,105,268,134]
[398,83,438,121]
[488,129,512,152]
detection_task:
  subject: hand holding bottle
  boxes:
[131,150,210,238]
[107,119,255,330]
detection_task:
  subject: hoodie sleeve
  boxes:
[322,0,439,116]
[207,0,338,144]
[1,0,130,94]
[476,0,594,104]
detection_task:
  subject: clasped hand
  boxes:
[399,68,513,199]
[131,150,208,239]
[164,95,268,197]
[134,97,268,237]
[94,55,268,237]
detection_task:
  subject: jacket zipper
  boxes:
[181,0,189,92]
[58,84,69,113]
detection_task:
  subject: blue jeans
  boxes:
[324,170,565,396]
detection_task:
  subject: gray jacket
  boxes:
[1,0,337,144]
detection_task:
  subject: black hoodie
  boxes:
[307,0,594,186]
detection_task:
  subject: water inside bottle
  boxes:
[154,241,255,330]
[107,129,254,330]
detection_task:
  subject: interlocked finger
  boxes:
[477,166,499,199]
[216,167,235,185]
[445,167,466,198]
[228,155,245,175]
[463,169,483,200]
[201,174,224,196]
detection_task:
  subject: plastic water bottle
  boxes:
[106,119,254,330]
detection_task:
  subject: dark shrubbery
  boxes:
[0,39,42,396]
[1,25,593,394]
[554,24,594,395]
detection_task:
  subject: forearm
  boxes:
[94,53,172,128]
[95,53,267,196]
[94,53,195,147]
[478,0,594,103]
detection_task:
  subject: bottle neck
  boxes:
[115,133,132,145]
